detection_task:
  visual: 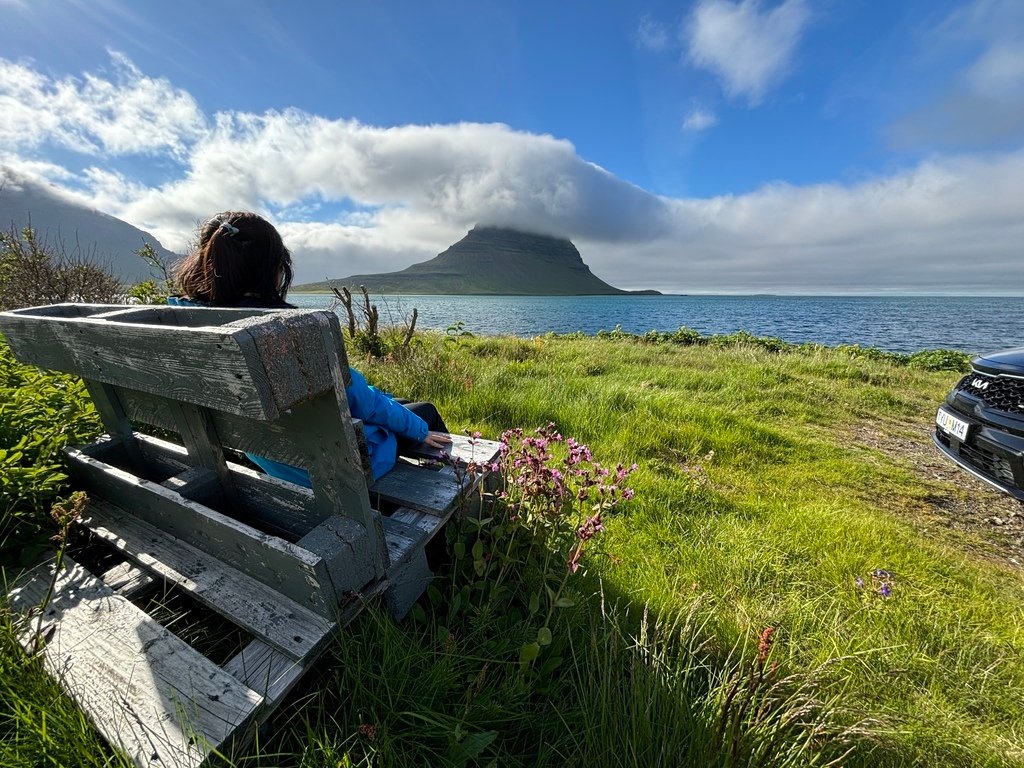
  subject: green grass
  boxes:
[3,331,1023,766]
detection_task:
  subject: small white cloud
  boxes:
[635,14,670,52]
[685,0,810,105]
[682,107,718,131]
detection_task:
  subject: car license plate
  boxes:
[936,408,969,440]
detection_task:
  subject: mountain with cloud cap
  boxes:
[299,226,660,295]
[0,167,179,284]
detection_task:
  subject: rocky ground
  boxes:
[852,420,1024,569]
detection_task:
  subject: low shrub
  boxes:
[0,225,122,311]
[0,337,100,567]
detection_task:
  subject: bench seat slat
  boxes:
[9,557,264,768]
[370,463,464,515]
[84,499,336,661]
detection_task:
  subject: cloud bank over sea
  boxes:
[1,48,1023,294]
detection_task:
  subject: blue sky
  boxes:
[1,0,1023,293]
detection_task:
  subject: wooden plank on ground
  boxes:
[9,556,263,768]
[84,499,335,661]
[101,561,157,599]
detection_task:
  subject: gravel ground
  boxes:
[851,420,1024,568]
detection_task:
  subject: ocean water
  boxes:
[289,293,1024,355]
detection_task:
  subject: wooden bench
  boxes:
[0,302,500,768]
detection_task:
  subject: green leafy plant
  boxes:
[0,338,101,566]
[444,424,634,668]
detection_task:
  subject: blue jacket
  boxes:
[167,297,427,483]
[247,367,428,485]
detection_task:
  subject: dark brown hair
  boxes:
[174,211,293,307]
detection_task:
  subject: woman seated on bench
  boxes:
[169,210,451,484]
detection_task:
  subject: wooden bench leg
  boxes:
[385,547,433,621]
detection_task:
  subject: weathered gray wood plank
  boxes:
[388,507,445,542]
[160,467,221,505]
[101,561,157,599]
[379,516,435,621]
[9,556,263,768]
[297,515,379,596]
[84,382,148,473]
[223,581,385,706]
[0,312,276,419]
[370,463,464,515]
[168,402,240,509]
[401,434,502,468]
[65,448,341,617]
[350,418,374,484]
[223,641,303,709]
[120,391,377,530]
[381,516,421,566]
[227,311,342,412]
[94,306,269,326]
[84,499,336,661]
[134,433,328,539]
[4,302,118,319]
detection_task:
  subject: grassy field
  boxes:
[2,330,1023,766]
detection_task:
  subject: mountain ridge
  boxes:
[296,226,660,295]
[0,167,179,283]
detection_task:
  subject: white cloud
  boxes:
[104,110,671,254]
[0,50,206,158]
[582,150,1024,293]
[685,0,810,105]
[682,108,717,132]
[2,53,1024,293]
[635,15,670,52]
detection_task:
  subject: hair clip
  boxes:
[218,220,240,236]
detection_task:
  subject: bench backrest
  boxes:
[0,303,384,572]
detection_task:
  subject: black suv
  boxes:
[934,348,1024,501]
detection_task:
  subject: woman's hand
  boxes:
[422,431,452,451]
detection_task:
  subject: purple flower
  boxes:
[854,576,864,588]
[879,583,892,598]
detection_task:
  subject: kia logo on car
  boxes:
[971,377,990,391]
